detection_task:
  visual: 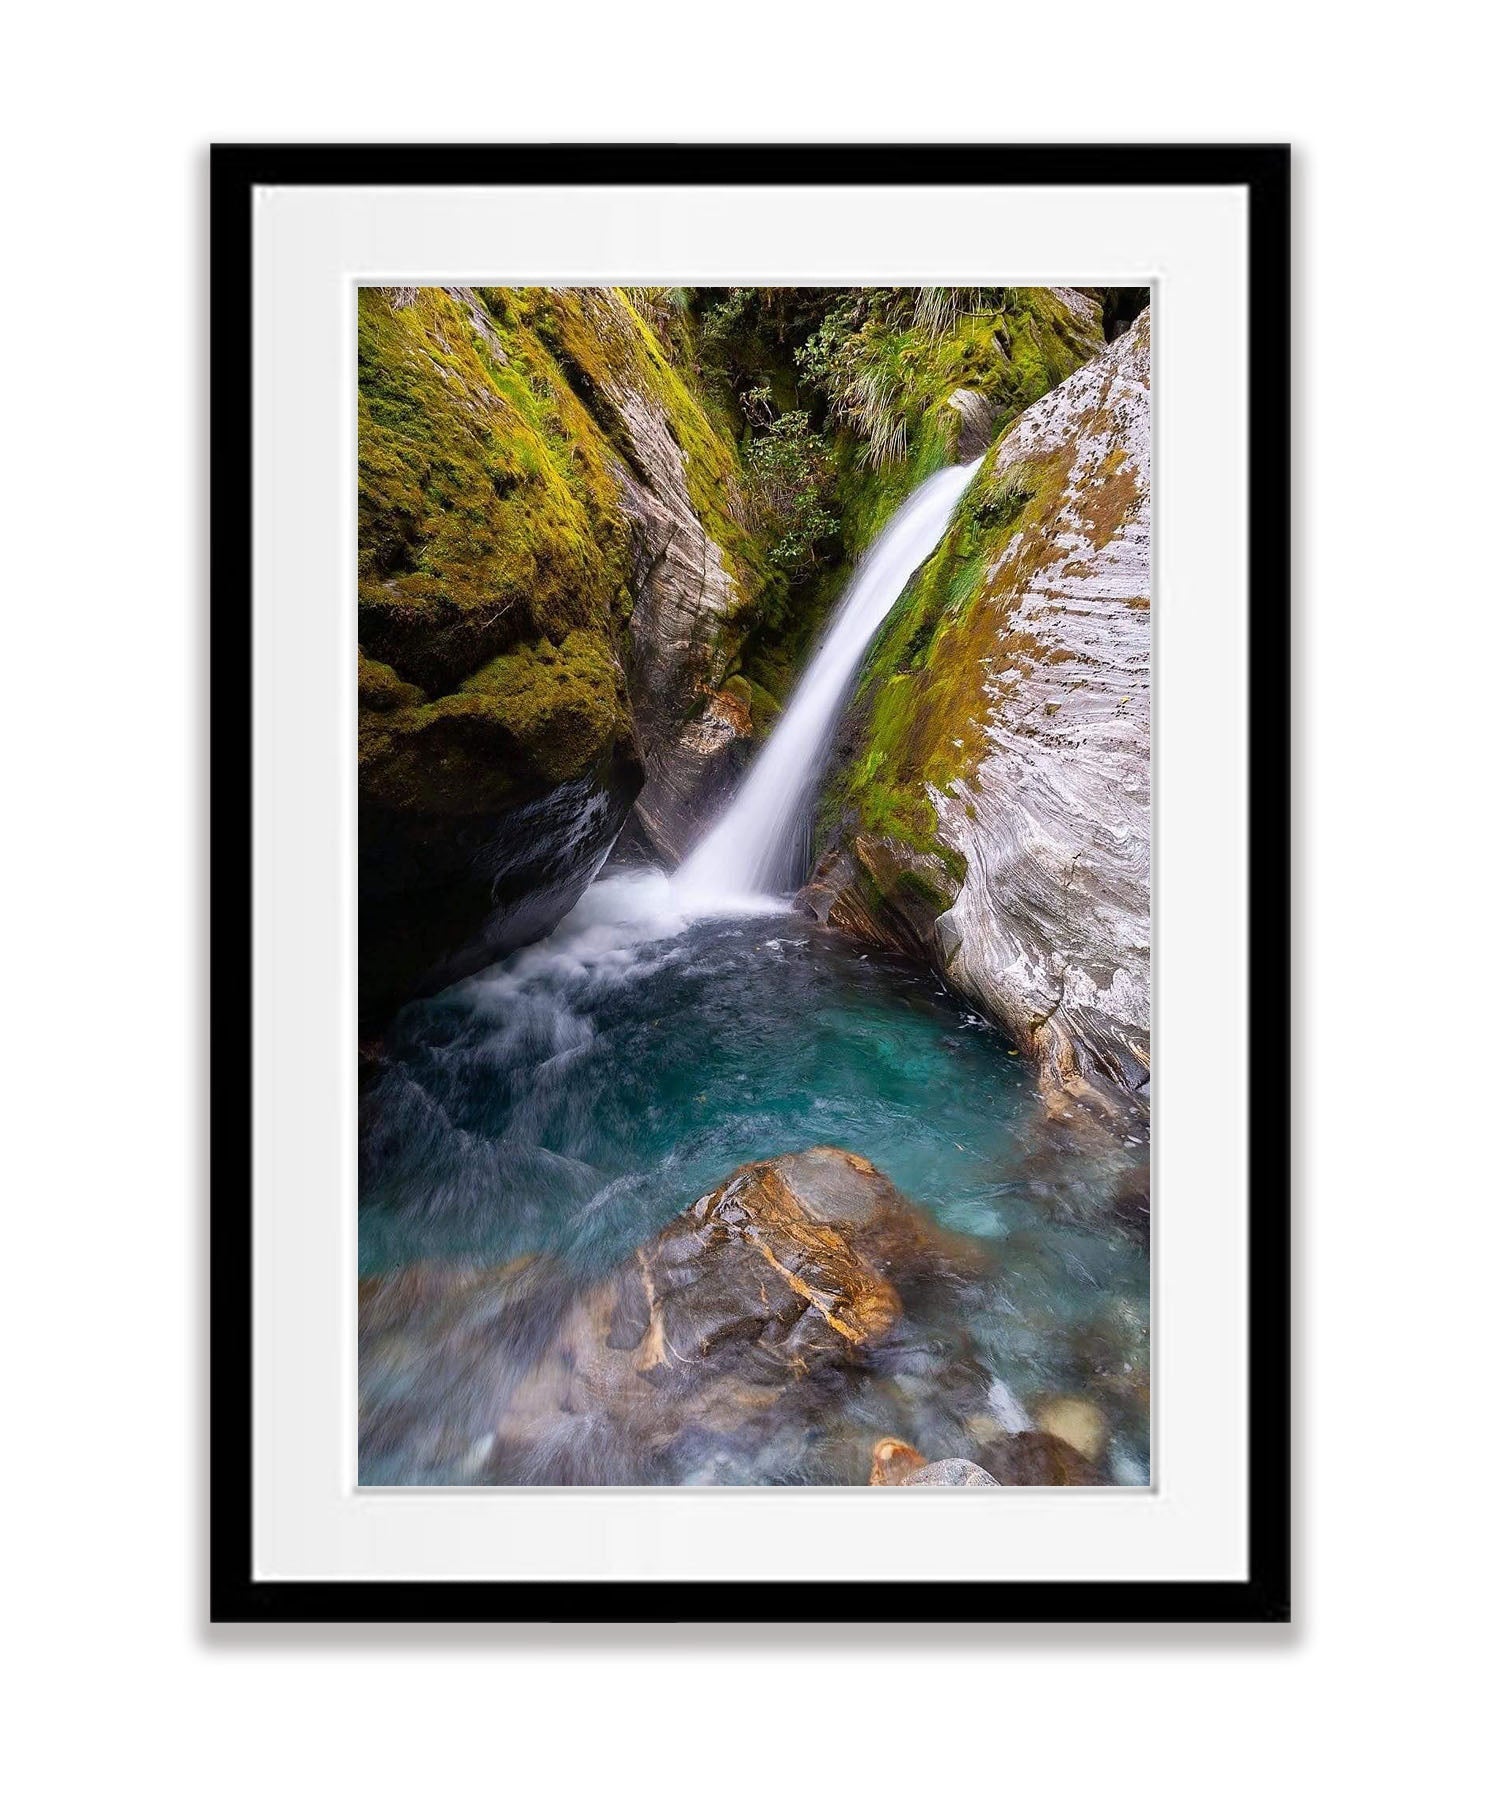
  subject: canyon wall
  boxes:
[358,284,1148,1124]
[356,286,757,1026]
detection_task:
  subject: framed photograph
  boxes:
[212,143,1289,1623]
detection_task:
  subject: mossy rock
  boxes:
[819,302,1126,883]
[361,629,631,816]
[725,288,1104,721]
[458,630,629,784]
[357,287,635,694]
[358,650,426,713]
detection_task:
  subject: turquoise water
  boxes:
[359,871,1150,1482]
[360,873,1037,1268]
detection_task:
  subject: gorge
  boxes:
[358,284,1151,1487]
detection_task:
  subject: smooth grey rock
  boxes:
[933,311,1152,1117]
[902,1458,1001,1487]
[946,386,996,458]
[631,686,754,862]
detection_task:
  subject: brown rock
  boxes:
[360,1148,975,1486]
[870,1437,929,1485]
[978,1429,1107,1486]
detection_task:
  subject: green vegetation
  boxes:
[458,630,627,780]
[360,628,631,813]
[358,285,765,821]
[794,287,1099,471]
[820,382,1135,882]
[683,286,1105,711]
[358,650,425,713]
[357,287,632,699]
[818,450,1044,872]
[501,286,764,604]
[357,283,1116,839]
[739,387,838,592]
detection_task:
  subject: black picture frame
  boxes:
[210,142,1290,1626]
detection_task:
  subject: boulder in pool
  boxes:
[360,1147,978,1484]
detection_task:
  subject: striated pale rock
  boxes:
[902,1457,1001,1487]
[933,311,1150,1116]
[555,293,752,858]
[819,311,1151,1121]
[613,377,743,746]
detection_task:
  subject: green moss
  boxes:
[513,287,763,608]
[358,283,774,820]
[820,436,1078,871]
[361,628,631,817]
[357,284,1107,853]
[733,288,1102,709]
[743,678,783,737]
[457,629,627,783]
[359,696,529,817]
[358,287,635,693]
[895,860,959,913]
[358,650,426,713]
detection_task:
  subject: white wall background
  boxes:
[4,4,1494,1794]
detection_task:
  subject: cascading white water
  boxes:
[675,458,981,903]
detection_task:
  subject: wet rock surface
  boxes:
[800,834,961,967]
[359,760,638,1030]
[360,1147,1127,1486]
[868,1430,1101,1488]
[903,1457,1001,1487]
[935,315,1152,1119]
[631,686,755,863]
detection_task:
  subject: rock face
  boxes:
[814,311,1152,1120]
[945,387,996,459]
[630,685,755,863]
[538,291,761,860]
[356,287,757,1026]
[360,764,636,1030]
[801,834,960,968]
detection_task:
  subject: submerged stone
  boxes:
[865,1431,1100,1488]
[1035,1396,1110,1463]
[362,1147,987,1486]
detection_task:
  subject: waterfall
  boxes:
[674,458,980,904]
